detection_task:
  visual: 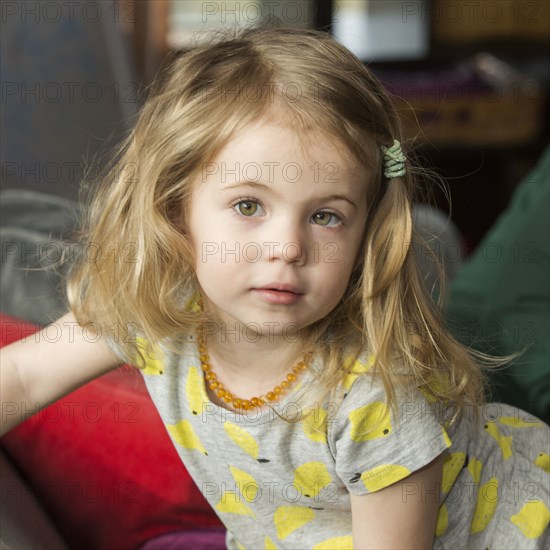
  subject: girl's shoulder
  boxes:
[326,351,452,495]
[328,349,451,442]
[129,332,197,377]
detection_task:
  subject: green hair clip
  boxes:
[380,140,406,179]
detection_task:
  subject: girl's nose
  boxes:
[272,240,304,264]
[265,222,307,265]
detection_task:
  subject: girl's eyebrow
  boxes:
[220,181,358,210]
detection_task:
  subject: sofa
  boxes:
[0,313,227,550]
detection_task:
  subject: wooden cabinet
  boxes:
[434,0,550,43]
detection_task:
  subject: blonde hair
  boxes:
[67,24,493,418]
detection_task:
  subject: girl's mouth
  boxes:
[252,288,303,305]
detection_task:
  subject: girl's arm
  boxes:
[350,454,444,549]
[0,311,121,436]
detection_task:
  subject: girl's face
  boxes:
[189,117,370,338]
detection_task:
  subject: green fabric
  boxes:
[445,145,550,423]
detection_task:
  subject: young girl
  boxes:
[1,25,549,550]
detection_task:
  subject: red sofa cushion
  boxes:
[0,314,222,550]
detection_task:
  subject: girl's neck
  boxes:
[205,329,306,378]
[200,325,311,405]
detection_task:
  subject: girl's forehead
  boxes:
[196,118,373,197]
[213,116,364,172]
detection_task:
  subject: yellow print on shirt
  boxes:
[166,419,208,455]
[186,365,208,416]
[273,505,315,539]
[293,462,333,499]
[510,501,550,540]
[348,401,392,442]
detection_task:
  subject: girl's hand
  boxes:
[351,453,444,549]
[0,311,120,436]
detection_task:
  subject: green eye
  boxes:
[313,212,338,226]
[237,200,258,216]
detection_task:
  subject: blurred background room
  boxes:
[2,0,549,240]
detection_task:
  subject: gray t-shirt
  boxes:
[138,335,550,549]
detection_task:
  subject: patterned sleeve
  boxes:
[328,365,452,495]
[102,332,167,375]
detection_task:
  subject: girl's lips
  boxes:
[257,283,302,293]
[252,288,303,304]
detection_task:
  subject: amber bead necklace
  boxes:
[197,326,311,411]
